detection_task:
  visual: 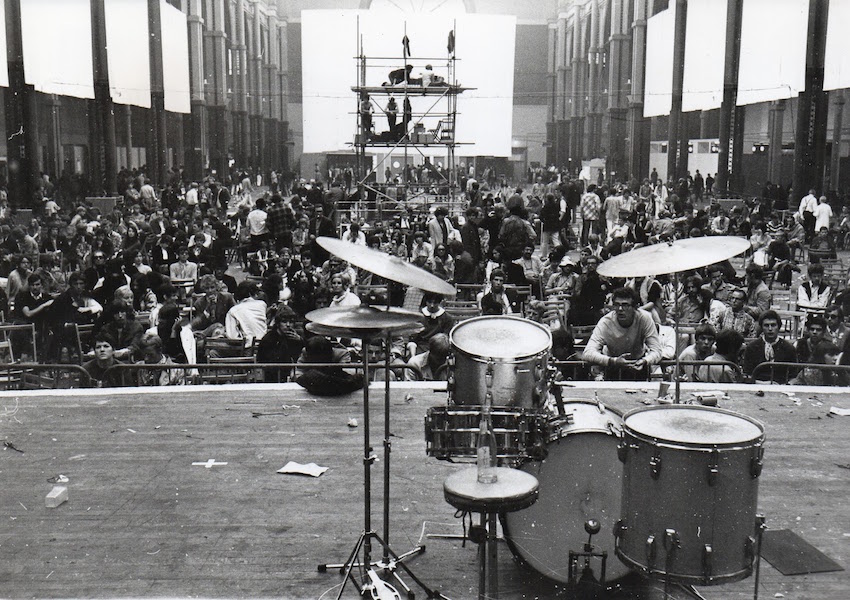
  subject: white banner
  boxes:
[681,0,726,113]
[105,0,151,108]
[160,0,191,114]
[824,0,850,92]
[643,5,673,118]
[737,0,808,106]
[21,0,94,98]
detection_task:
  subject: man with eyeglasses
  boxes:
[583,287,663,381]
[720,289,758,338]
[743,310,797,383]
[824,307,846,346]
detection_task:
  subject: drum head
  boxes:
[450,316,551,359]
[503,415,630,582]
[624,406,763,446]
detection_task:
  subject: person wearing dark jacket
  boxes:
[257,305,304,383]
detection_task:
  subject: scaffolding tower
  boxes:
[351,23,473,220]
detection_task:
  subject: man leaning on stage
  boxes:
[582,287,663,381]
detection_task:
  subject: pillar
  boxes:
[717,0,744,192]
[546,20,557,167]
[124,105,133,170]
[45,95,62,180]
[278,19,290,170]
[830,92,845,191]
[250,0,264,172]
[793,0,830,197]
[147,0,167,187]
[266,6,280,173]
[627,0,651,181]
[766,100,786,184]
[667,0,687,182]
[608,0,631,181]
[185,0,207,181]
[234,0,249,167]
[206,0,230,181]
[585,0,599,158]
[90,0,117,195]
[4,0,39,207]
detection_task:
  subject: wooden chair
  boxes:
[444,305,481,322]
[73,324,95,364]
[771,290,794,312]
[201,338,257,384]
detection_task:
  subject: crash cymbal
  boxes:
[306,320,424,340]
[595,236,751,278]
[305,306,422,334]
[317,237,457,296]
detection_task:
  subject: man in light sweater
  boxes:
[582,287,663,381]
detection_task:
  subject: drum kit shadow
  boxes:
[423,236,769,600]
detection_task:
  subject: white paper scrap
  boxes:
[277,461,328,477]
[829,407,850,417]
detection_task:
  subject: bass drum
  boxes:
[503,400,631,583]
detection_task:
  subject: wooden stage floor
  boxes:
[0,381,847,599]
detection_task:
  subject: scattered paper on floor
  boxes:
[277,461,328,477]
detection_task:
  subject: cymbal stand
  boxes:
[317,327,447,600]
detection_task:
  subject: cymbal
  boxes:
[317,237,457,296]
[306,306,422,334]
[306,321,424,340]
[596,236,751,278]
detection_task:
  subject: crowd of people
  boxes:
[1,161,850,390]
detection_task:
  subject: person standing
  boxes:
[579,184,601,246]
[246,197,269,251]
[798,188,818,242]
[814,195,833,233]
[386,96,398,137]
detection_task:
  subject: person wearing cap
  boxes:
[545,256,579,296]
[257,305,304,383]
[225,280,267,348]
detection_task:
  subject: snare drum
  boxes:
[425,406,545,462]
[616,405,765,585]
[503,400,630,583]
[448,316,551,409]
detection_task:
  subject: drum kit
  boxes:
[422,236,769,599]
[309,234,768,600]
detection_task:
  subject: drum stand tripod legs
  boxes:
[317,335,445,600]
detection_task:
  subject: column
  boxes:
[585,0,599,158]
[185,0,207,181]
[607,0,630,181]
[569,7,585,163]
[627,0,651,181]
[793,0,830,196]
[3,0,39,207]
[206,0,230,180]
[45,95,62,181]
[830,92,845,191]
[546,20,557,167]
[278,19,289,169]
[147,0,167,187]
[234,0,249,166]
[125,105,133,170]
[266,6,280,173]
[666,0,687,182]
[766,100,786,184]
[717,0,744,193]
[250,0,264,172]
[90,0,117,195]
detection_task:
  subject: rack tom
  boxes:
[448,316,551,409]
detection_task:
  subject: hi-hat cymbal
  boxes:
[596,236,751,278]
[306,306,422,333]
[317,236,456,296]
